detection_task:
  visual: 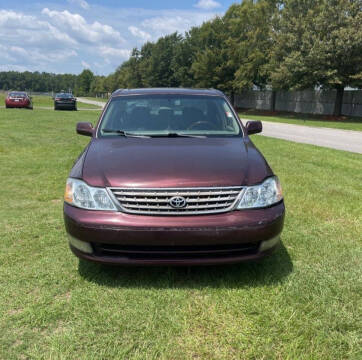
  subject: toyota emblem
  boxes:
[169,196,187,208]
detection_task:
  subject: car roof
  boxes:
[111,88,225,97]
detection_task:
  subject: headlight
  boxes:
[64,178,116,211]
[237,176,283,209]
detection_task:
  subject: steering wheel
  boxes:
[187,121,218,130]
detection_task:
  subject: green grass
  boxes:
[0,107,361,359]
[239,110,362,131]
[0,93,102,109]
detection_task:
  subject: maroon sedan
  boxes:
[5,91,33,109]
[64,88,285,266]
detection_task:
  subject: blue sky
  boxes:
[0,0,238,75]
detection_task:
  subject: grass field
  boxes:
[0,93,102,109]
[0,107,361,359]
[239,110,362,131]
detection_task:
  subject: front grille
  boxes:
[109,187,243,215]
[93,242,259,259]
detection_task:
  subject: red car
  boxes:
[64,88,285,266]
[5,91,33,109]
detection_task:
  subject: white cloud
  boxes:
[0,9,76,48]
[0,64,31,72]
[0,10,38,29]
[128,26,151,41]
[68,0,90,10]
[0,44,16,61]
[141,12,216,37]
[81,60,90,68]
[9,46,28,57]
[194,0,221,10]
[0,5,222,75]
[41,8,124,45]
[1,44,77,65]
[99,46,131,64]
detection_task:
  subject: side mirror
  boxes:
[246,120,262,135]
[76,122,94,136]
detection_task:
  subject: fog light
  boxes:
[259,236,280,252]
[68,235,93,254]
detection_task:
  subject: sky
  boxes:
[0,0,238,75]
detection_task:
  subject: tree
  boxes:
[90,76,106,96]
[0,71,77,92]
[75,69,94,96]
[224,1,277,92]
[171,32,196,87]
[269,0,362,116]
[114,48,143,89]
[140,33,182,87]
[190,17,236,98]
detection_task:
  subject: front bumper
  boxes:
[64,202,285,266]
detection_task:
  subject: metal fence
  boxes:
[235,90,362,117]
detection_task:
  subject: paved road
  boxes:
[77,97,106,108]
[241,119,362,154]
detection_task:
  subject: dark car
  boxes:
[5,91,33,109]
[54,93,77,110]
[64,88,285,266]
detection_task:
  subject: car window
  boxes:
[56,93,73,98]
[99,95,241,137]
[9,92,26,97]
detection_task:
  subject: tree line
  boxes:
[1,0,361,116]
[0,70,94,97]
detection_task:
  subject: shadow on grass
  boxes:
[78,242,293,289]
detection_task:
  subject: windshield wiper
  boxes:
[101,129,150,138]
[148,133,206,138]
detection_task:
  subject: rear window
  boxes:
[56,93,73,98]
[9,92,26,97]
[99,95,241,137]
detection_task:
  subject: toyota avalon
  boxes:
[63,88,285,266]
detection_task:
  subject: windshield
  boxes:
[98,95,241,137]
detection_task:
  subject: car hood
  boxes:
[81,137,272,188]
